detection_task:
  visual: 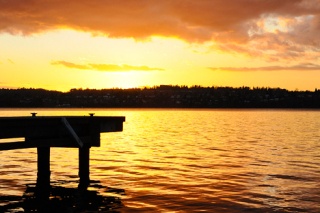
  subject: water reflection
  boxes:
[1,109,320,212]
[0,180,124,212]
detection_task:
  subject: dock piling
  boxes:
[79,146,90,189]
[36,147,51,199]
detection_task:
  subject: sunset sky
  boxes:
[1,0,320,91]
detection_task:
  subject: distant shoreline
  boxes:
[1,86,320,108]
[1,106,320,110]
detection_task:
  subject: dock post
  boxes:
[79,146,90,189]
[36,147,51,200]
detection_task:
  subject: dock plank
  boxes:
[0,116,125,150]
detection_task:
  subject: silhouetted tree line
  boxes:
[0,85,320,108]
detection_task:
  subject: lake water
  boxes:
[0,109,319,212]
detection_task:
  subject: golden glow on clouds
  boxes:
[1,0,320,91]
[51,61,164,72]
[210,63,320,72]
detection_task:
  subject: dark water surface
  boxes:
[0,109,319,212]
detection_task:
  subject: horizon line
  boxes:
[0,85,319,93]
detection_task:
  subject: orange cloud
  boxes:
[51,61,88,70]
[1,0,320,61]
[51,61,164,72]
[209,63,320,72]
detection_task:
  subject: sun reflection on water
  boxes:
[0,109,319,212]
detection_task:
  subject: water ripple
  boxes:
[1,109,320,212]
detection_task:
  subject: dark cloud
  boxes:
[51,61,164,72]
[209,63,320,71]
[1,0,320,61]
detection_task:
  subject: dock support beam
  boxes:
[36,147,51,199]
[79,146,90,189]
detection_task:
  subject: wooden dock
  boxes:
[0,113,125,199]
